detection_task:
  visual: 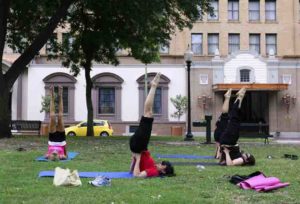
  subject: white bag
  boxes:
[53,167,82,187]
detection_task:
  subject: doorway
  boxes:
[229,91,269,123]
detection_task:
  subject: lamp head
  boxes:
[184,45,193,62]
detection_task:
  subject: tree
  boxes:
[171,94,188,121]
[59,0,212,136]
[0,0,76,138]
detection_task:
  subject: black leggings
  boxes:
[214,113,229,142]
[219,101,240,145]
[129,116,154,153]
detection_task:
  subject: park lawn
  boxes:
[0,136,299,204]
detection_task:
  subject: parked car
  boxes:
[65,120,113,137]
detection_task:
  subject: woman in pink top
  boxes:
[130,73,175,178]
[45,86,67,160]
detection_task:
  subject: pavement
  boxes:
[273,137,300,144]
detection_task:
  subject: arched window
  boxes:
[137,73,170,121]
[43,72,76,122]
[92,73,124,121]
[240,69,250,82]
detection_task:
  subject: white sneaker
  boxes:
[88,176,111,187]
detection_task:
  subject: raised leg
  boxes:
[57,86,65,132]
[129,73,160,153]
[49,86,56,133]
[222,89,232,113]
[143,73,161,118]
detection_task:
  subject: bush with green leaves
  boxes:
[170,95,188,121]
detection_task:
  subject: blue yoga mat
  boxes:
[156,154,215,159]
[36,152,79,162]
[39,171,133,179]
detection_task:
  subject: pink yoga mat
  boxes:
[259,182,290,192]
[238,173,289,192]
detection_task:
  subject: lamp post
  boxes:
[184,46,194,141]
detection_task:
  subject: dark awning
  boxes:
[212,83,288,92]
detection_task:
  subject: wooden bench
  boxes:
[239,123,273,144]
[11,120,42,136]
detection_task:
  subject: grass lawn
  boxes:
[0,135,299,204]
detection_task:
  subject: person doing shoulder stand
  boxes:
[129,73,175,178]
[45,86,67,160]
[216,87,255,166]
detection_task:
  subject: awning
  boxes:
[212,83,288,92]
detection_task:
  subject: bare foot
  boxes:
[150,72,161,87]
[236,87,246,98]
[224,89,232,98]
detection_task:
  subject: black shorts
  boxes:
[129,116,154,153]
[49,131,66,143]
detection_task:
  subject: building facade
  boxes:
[3,0,300,137]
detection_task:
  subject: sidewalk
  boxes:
[274,138,300,144]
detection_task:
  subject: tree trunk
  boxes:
[0,83,12,138]
[84,62,94,136]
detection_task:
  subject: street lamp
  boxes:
[184,46,194,141]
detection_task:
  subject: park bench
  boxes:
[193,117,273,144]
[239,123,273,144]
[11,120,42,136]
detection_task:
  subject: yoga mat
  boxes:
[171,162,220,166]
[38,171,133,179]
[36,152,79,162]
[156,154,215,159]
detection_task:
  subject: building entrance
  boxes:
[229,91,269,135]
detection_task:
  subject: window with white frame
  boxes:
[228,0,239,21]
[92,73,124,121]
[266,34,277,55]
[199,74,209,85]
[282,74,292,84]
[159,43,169,54]
[98,88,115,114]
[249,0,260,21]
[208,33,219,55]
[228,34,240,54]
[240,69,250,82]
[62,33,74,50]
[197,5,203,21]
[191,34,203,55]
[208,0,219,20]
[249,34,260,54]
[265,0,276,21]
[45,33,58,54]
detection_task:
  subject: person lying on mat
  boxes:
[45,86,67,160]
[216,87,255,166]
[129,73,175,178]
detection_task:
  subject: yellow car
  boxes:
[65,120,113,137]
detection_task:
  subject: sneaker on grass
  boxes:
[88,176,111,187]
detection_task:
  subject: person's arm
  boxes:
[223,147,244,166]
[132,153,147,178]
